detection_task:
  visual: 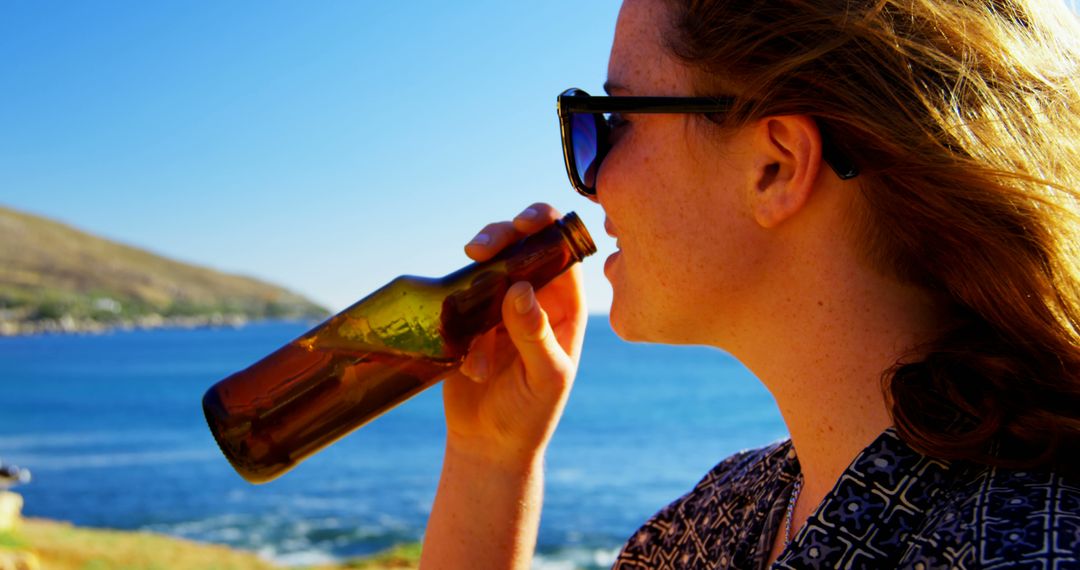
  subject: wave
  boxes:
[534,546,621,570]
[264,548,337,566]
[145,513,421,565]
[0,430,192,450]
[11,448,218,470]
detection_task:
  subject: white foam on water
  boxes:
[287,495,347,511]
[548,467,587,484]
[533,546,620,570]
[258,546,337,567]
[145,513,260,545]
[0,430,189,450]
[146,511,423,568]
[13,448,217,470]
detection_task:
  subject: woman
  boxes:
[420,0,1080,567]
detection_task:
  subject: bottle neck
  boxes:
[436,212,596,356]
[555,212,598,262]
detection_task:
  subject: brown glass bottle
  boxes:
[202,213,596,483]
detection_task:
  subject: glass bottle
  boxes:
[202,213,596,483]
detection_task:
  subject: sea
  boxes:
[0,316,788,570]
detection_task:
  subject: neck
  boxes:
[744,268,938,544]
[753,312,901,510]
[721,191,945,525]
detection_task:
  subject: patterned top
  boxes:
[613,428,1080,569]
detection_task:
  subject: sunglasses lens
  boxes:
[570,112,600,191]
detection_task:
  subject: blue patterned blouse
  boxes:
[613,428,1080,569]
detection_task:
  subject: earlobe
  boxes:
[750,116,823,229]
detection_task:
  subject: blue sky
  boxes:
[1,1,623,313]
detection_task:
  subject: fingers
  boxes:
[501,281,574,398]
[511,203,561,234]
[464,203,563,262]
[459,203,579,395]
[536,264,588,357]
[464,221,518,262]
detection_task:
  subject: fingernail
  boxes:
[514,285,535,314]
[468,233,491,246]
[517,207,540,221]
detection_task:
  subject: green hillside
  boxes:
[0,205,329,335]
[8,518,420,570]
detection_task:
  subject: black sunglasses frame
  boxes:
[557,88,859,197]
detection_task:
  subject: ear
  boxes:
[746,115,823,229]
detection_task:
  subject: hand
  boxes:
[441,203,589,470]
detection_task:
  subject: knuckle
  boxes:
[521,320,550,343]
[519,304,551,343]
[540,361,573,395]
[549,358,573,381]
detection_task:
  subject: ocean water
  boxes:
[0,317,787,569]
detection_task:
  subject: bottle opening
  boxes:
[558,212,598,261]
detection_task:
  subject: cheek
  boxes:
[627,193,766,327]
[600,131,733,274]
[598,122,765,327]
[597,128,686,223]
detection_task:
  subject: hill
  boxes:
[0,206,329,335]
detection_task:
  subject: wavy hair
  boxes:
[662,0,1080,472]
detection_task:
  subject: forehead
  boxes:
[607,0,691,96]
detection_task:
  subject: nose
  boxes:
[590,144,614,205]
[604,218,618,238]
[587,168,604,205]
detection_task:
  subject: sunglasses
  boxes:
[557,87,859,197]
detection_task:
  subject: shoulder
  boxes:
[638,438,793,528]
[678,437,796,516]
[902,463,1080,568]
[703,437,793,479]
[614,439,795,569]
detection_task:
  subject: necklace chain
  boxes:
[783,474,804,548]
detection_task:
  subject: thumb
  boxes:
[501,281,573,396]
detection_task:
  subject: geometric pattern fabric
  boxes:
[614,429,1080,569]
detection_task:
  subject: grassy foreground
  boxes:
[4,519,419,570]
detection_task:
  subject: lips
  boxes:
[604,218,618,239]
[603,218,621,279]
[604,250,621,277]
[603,219,622,252]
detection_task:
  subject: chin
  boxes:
[609,299,709,346]
[607,301,648,343]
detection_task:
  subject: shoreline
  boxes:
[7,517,421,570]
[0,315,323,337]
